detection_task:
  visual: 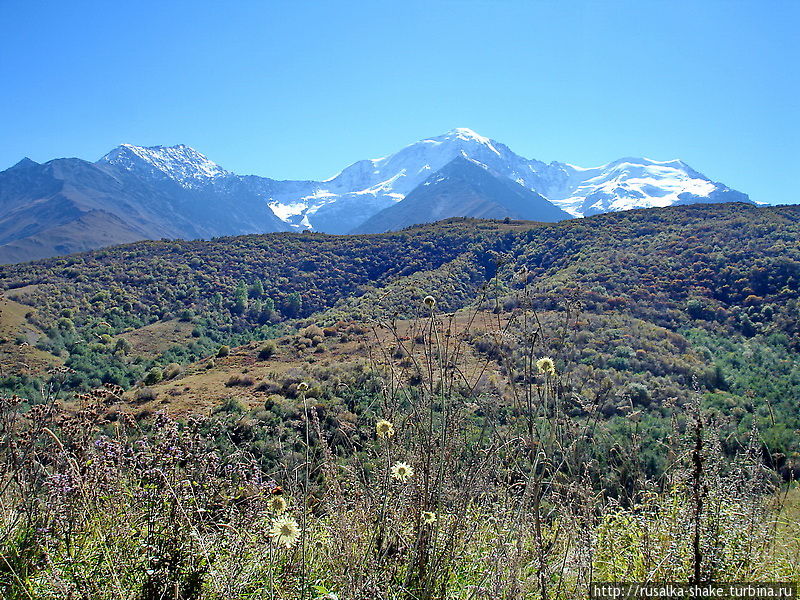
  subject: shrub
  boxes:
[258,341,277,360]
[163,363,182,380]
[226,374,255,387]
[114,338,132,354]
[143,367,163,385]
[256,380,281,394]
[301,324,323,339]
[213,397,247,414]
[134,387,158,402]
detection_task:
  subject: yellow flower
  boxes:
[422,511,437,525]
[376,419,395,439]
[536,357,556,376]
[269,515,301,548]
[390,461,414,482]
[267,495,287,514]
[423,295,436,309]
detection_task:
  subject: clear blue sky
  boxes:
[1,0,797,205]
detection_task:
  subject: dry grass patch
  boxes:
[0,294,61,375]
[116,319,195,359]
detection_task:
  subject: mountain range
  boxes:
[352,156,571,233]
[0,128,751,263]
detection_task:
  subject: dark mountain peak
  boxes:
[351,158,572,234]
[435,153,495,176]
[6,157,39,172]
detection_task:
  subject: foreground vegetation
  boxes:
[1,296,798,599]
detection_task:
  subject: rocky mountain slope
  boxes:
[0,151,290,263]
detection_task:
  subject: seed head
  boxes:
[269,516,301,548]
[376,419,395,439]
[267,495,288,514]
[390,461,414,482]
[536,357,556,376]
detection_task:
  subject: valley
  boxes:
[1,202,797,470]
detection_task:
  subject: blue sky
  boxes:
[1,0,797,205]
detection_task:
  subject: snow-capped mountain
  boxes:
[0,147,290,263]
[0,130,752,262]
[352,155,572,234]
[99,143,230,188]
[265,128,750,231]
[552,157,748,216]
[93,130,750,233]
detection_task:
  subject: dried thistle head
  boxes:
[423,296,436,309]
[390,461,414,482]
[375,419,395,439]
[536,357,556,376]
[267,495,288,514]
[269,516,301,548]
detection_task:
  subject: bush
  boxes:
[213,397,247,414]
[255,380,281,394]
[134,387,158,402]
[226,374,254,387]
[258,341,277,360]
[163,363,182,380]
[301,324,323,339]
[143,368,163,385]
[217,345,230,358]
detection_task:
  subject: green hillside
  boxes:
[0,202,797,463]
[1,202,799,597]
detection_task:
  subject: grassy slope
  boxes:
[0,293,61,378]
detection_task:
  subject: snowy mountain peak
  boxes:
[446,127,491,142]
[420,127,505,157]
[266,127,749,232]
[91,129,750,233]
[98,143,229,188]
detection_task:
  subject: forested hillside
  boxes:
[2,202,799,598]
[1,202,798,467]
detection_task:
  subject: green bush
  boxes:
[143,368,163,385]
[257,341,276,360]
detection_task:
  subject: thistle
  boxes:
[376,419,395,439]
[269,515,301,548]
[390,461,414,482]
[267,495,288,514]
[536,357,556,376]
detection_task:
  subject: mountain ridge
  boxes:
[0,128,753,262]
